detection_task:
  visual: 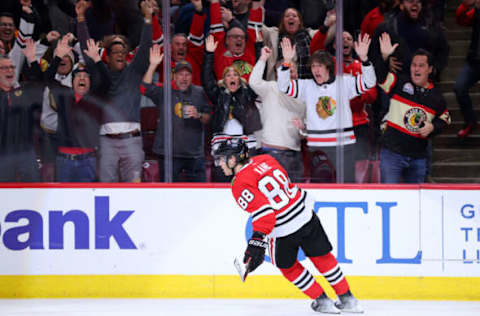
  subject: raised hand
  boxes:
[75,0,88,19]
[140,0,154,19]
[83,39,101,63]
[259,46,272,62]
[220,6,233,26]
[280,37,296,63]
[389,56,403,73]
[353,33,371,62]
[22,38,36,63]
[324,10,336,27]
[149,44,163,66]
[205,35,218,53]
[20,0,31,7]
[20,0,32,14]
[46,30,61,43]
[64,32,76,44]
[55,35,72,58]
[379,32,399,61]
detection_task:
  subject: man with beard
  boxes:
[76,0,153,182]
[368,0,449,81]
[361,0,400,37]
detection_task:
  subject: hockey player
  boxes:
[211,135,363,314]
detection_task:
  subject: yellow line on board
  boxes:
[1,275,479,300]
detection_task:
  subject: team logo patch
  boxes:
[232,60,253,76]
[14,90,23,97]
[403,108,427,132]
[174,102,183,118]
[316,96,336,119]
[402,82,414,95]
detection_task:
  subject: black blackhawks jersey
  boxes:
[379,71,451,158]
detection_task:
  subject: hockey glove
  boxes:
[244,231,268,272]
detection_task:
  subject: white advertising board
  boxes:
[0,186,478,278]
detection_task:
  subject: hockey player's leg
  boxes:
[310,253,363,313]
[279,261,340,314]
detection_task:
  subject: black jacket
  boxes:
[202,51,262,135]
[0,62,43,154]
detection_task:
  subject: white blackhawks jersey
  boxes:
[232,154,313,238]
[277,63,376,147]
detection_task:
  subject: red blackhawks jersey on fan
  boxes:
[231,154,313,238]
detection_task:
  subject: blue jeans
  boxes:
[158,157,206,182]
[454,62,480,125]
[56,155,97,182]
[380,148,426,183]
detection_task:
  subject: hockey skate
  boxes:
[311,295,341,314]
[334,292,364,313]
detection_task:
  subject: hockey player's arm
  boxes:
[233,180,276,272]
[244,231,268,273]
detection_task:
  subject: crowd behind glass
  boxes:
[2,0,474,184]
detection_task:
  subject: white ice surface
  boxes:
[0,299,479,316]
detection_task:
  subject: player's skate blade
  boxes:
[334,293,364,313]
[311,296,341,314]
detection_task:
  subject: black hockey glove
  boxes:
[243,231,268,272]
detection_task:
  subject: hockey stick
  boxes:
[233,257,250,282]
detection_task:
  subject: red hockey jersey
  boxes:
[231,155,313,238]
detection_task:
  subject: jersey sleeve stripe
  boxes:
[275,206,305,227]
[275,190,306,221]
[251,206,275,222]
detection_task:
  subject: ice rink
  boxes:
[0,298,479,316]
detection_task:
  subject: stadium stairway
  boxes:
[431,0,480,183]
